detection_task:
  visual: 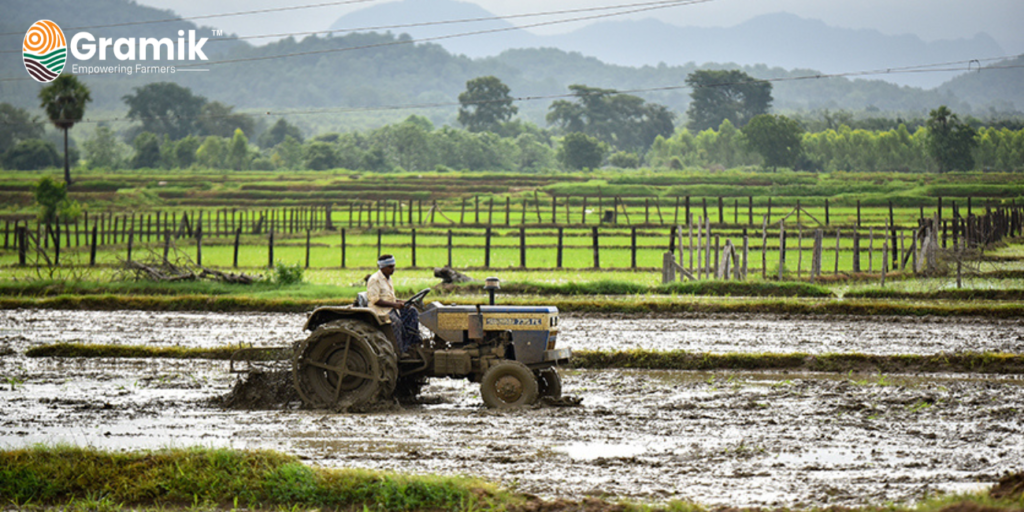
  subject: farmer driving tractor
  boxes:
[366,254,421,355]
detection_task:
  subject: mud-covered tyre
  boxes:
[536,369,562,399]
[293,319,397,410]
[480,361,538,409]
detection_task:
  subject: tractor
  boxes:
[230,278,570,409]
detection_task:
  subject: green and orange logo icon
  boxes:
[23,20,67,82]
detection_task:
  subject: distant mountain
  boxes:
[0,0,1015,133]
[329,1,1005,89]
[938,55,1024,114]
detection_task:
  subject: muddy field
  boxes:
[2,309,1023,354]
[2,309,1023,507]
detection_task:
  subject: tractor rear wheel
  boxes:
[536,369,562,399]
[480,361,538,409]
[293,319,397,409]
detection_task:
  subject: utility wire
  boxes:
[15,55,1022,127]
[0,0,706,78]
[0,0,377,36]
[0,0,703,54]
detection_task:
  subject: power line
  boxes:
[212,0,700,43]
[0,0,377,37]
[0,0,706,79]
[17,55,1023,127]
[0,0,702,54]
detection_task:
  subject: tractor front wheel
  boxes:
[536,369,562,399]
[480,361,538,409]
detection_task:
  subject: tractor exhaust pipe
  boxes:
[485,277,500,306]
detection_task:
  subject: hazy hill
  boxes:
[328,0,1005,89]
[938,55,1024,115]
[0,0,1015,134]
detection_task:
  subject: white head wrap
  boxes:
[378,256,396,268]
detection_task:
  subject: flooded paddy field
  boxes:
[2,309,1023,355]
[1,309,1023,507]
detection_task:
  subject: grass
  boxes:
[0,445,509,511]
[23,343,1024,375]
[0,446,1020,512]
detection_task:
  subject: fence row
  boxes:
[3,196,1020,250]
[8,204,1020,280]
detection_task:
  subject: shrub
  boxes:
[274,261,304,286]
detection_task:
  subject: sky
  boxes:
[135,0,1024,55]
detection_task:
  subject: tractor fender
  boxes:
[304,306,387,332]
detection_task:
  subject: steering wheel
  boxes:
[406,288,431,310]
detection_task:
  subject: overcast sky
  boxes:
[136,0,1024,55]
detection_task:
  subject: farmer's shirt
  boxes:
[366,269,395,323]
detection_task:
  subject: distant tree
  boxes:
[2,139,60,170]
[198,101,255,139]
[123,82,206,140]
[82,125,127,169]
[174,135,201,168]
[273,135,304,169]
[547,84,673,152]
[227,128,251,170]
[304,141,340,170]
[609,151,640,169]
[258,118,304,149]
[0,103,45,155]
[458,76,518,132]
[131,132,162,169]
[39,74,92,186]
[557,132,607,170]
[926,106,978,172]
[196,136,226,168]
[742,114,804,171]
[685,69,771,131]
[34,176,80,224]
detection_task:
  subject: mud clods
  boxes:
[219,371,300,409]
[990,472,1024,500]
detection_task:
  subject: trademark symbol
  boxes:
[212,29,223,36]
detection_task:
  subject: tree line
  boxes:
[3,71,1022,178]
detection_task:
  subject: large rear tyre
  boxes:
[293,319,397,410]
[536,369,562,399]
[480,361,538,409]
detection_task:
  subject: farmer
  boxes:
[367,254,421,355]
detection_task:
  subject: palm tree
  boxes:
[39,74,91,186]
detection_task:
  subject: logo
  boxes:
[23,20,67,82]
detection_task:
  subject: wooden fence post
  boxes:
[127,229,134,264]
[505,197,511,226]
[718,197,724,224]
[233,227,241,268]
[17,226,27,266]
[411,228,417,268]
[742,228,749,280]
[268,229,274,269]
[825,198,830,226]
[760,218,767,280]
[485,227,492,268]
[556,227,563,269]
[448,229,454,268]
[852,230,860,273]
[340,228,346,269]
[811,229,823,283]
[377,228,382,258]
[196,226,203,266]
[796,228,802,277]
[778,221,786,281]
[305,229,311,269]
[748,196,753,226]
[592,226,600,269]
